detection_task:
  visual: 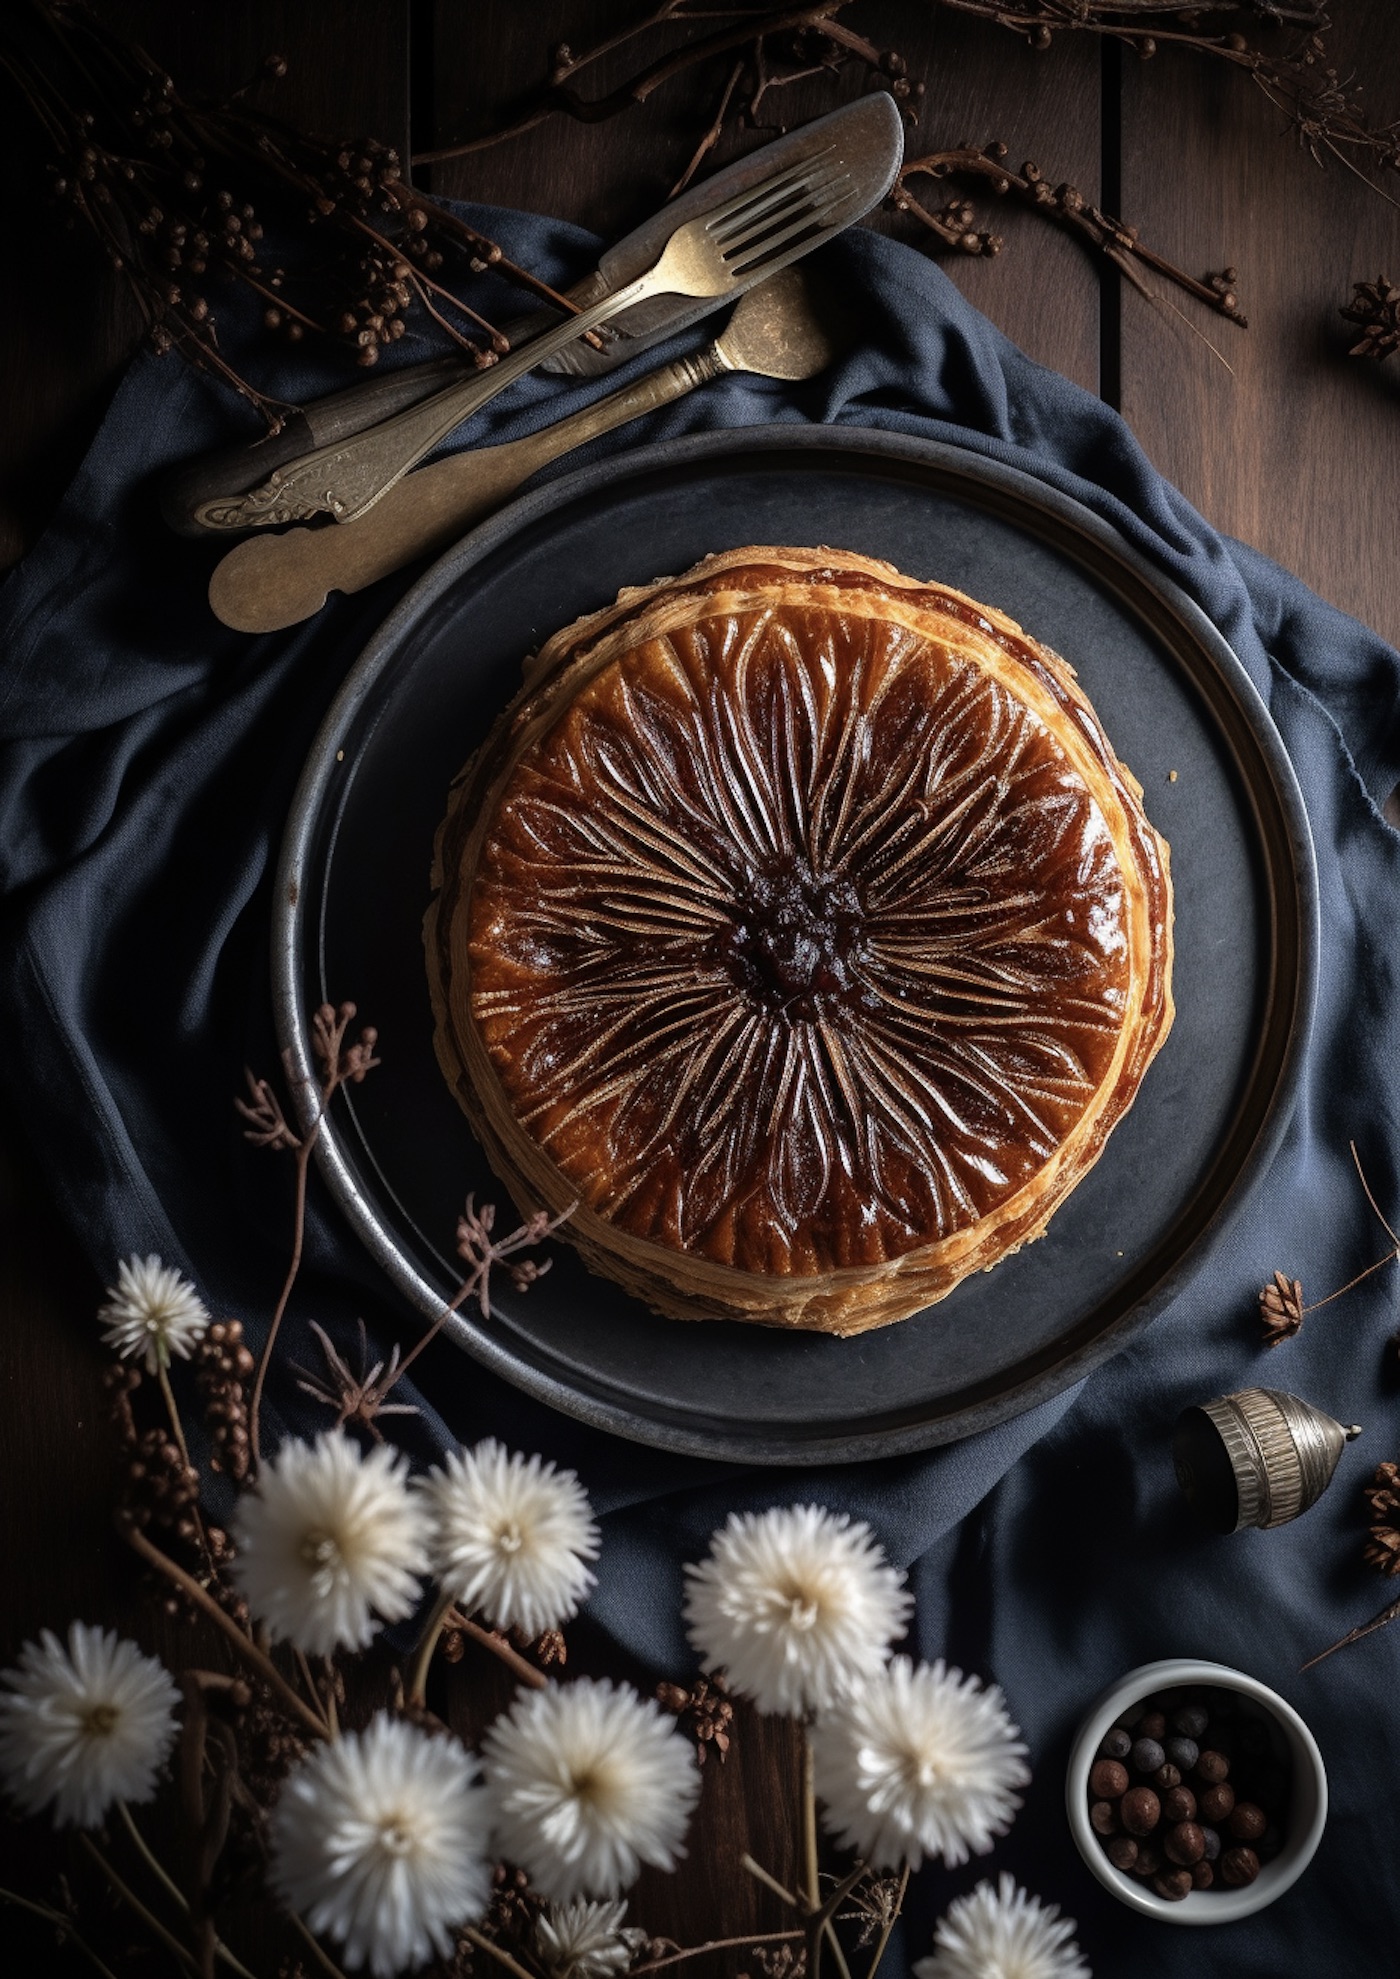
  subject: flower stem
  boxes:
[249,1105,322,1472]
[633,1932,805,1973]
[741,1854,798,1905]
[801,1726,820,1909]
[78,1833,198,1975]
[407,1586,457,1707]
[156,1362,217,1580]
[117,1799,186,1910]
[0,1887,120,1979]
[117,1803,260,1979]
[864,1864,909,1979]
[461,1927,537,1979]
[157,1362,194,1474]
[117,1515,330,1741]
[287,1910,351,1979]
[450,1608,550,1692]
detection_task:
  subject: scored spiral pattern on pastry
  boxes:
[428,548,1173,1335]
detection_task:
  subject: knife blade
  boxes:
[159,93,902,537]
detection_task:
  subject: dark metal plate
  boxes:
[273,426,1317,1464]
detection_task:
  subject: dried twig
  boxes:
[893,142,1246,327]
[1256,1141,1400,1347]
[240,1000,379,1469]
[0,0,583,425]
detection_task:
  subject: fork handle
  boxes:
[193,260,674,534]
[207,346,725,634]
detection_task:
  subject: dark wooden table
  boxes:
[3,3,1398,1968]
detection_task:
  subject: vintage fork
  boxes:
[193,153,857,532]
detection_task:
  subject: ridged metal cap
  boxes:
[1173,1389,1362,1533]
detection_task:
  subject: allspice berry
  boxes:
[1153,1869,1193,1902]
[1090,1800,1120,1836]
[1132,1840,1165,1878]
[1137,1710,1167,1740]
[1220,1846,1261,1887]
[1193,1860,1215,1889]
[1099,1727,1132,1761]
[1196,1749,1230,1784]
[1121,1786,1161,1835]
[1229,1801,1268,1842]
[1163,1786,1197,1824]
[1131,1737,1166,1775]
[1198,1782,1236,1824]
[1090,1759,1130,1799]
[1164,1821,1206,1866]
[1152,1762,1182,1791]
[1106,1836,1139,1871]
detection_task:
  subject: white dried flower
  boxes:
[98,1254,209,1373]
[270,1715,491,1977]
[811,1656,1029,1870]
[482,1677,699,1901]
[231,1432,430,1656]
[534,1897,647,1978]
[683,1505,911,1716]
[0,1623,179,1828]
[913,1873,1091,1979]
[419,1439,599,1636]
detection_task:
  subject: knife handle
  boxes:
[158,354,475,538]
[207,347,725,634]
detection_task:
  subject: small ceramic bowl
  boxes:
[1065,1657,1327,1924]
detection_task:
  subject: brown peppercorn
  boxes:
[1164,1821,1206,1866]
[1136,1709,1167,1740]
[1228,1801,1267,1842]
[1152,1762,1182,1791]
[1090,1759,1130,1799]
[1153,1869,1193,1902]
[1106,1835,1139,1871]
[1121,1786,1161,1835]
[1220,1846,1260,1887]
[1090,1800,1120,1836]
[1195,1749,1230,1784]
[1192,1860,1215,1889]
[1198,1782,1236,1824]
[1163,1786,1197,1824]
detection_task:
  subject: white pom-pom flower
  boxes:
[683,1505,911,1716]
[482,1677,699,1901]
[231,1432,430,1656]
[913,1873,1091,1979]
[0,1623,179,1828]
[811,1656,1029,1870]
[419,1439,599,1636]
[270,1715,491,1977]
[534,1897,648,1978]
[98,1254,209,1373]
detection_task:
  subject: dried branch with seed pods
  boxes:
[0,0,587,427]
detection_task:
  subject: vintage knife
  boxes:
[160,92,902,536]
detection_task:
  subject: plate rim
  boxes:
[272,421,1319,1465]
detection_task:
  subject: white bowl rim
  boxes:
[1064,1656,1327,1926]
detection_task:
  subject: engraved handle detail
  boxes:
[207,349,724,633]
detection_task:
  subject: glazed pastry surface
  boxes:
[427,547,1173,1334]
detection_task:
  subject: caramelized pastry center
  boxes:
[712,856,868,1022]
[467,599,1135,1276]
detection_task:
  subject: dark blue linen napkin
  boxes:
[3,203,1399,1972]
